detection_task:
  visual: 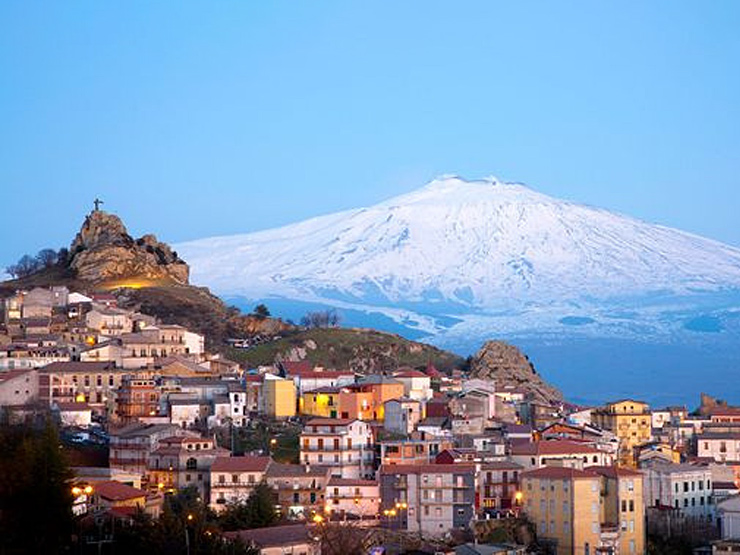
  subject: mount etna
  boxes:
[177,176,740,406]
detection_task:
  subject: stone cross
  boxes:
[94,198,104,211]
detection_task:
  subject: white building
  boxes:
[698,433,740,463]
[511,439,614,470]
[643,462,715,519]
[209,456,272,511]
[300,418,374,479]
[393,370,432,402]
[55,401,93,427]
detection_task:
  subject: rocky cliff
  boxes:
[69,210,189,284]
[469,340,562,404]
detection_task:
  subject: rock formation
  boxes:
[69,210,189,284]
[469,340,562,404]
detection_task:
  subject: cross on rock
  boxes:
[93,198,104,211]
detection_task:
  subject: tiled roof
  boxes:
[521,467,597,480]
[0,368,35,383]
[394,370,428,379]
[589,465,643,478]
[224,524,314,548]
[95,481,147,501]
[379,463,476,475]
[55,402,91,411]
[211,456,271,473]
[511,440,601,456]
[327,477,378,487]
[40,361,115,373]
[304,417,357,426]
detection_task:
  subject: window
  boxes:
[248,474,255,484]
[621,500,627,512]
[424,506,430,516]
[219,475,225,484]
[435,507,441,517]
[232,474,239,483]
[293,493,299,503]
[629,499,634,512]
[186,458,197,470]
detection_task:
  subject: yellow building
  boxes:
[593,466,645,555]
[300,387,340,418]
[592,399,652,467]
[521,467,603,555]
[521,466,646,555]
[262,375,296,419]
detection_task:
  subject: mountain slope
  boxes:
[178,176,740,310]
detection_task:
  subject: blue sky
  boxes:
[1,1,739,266]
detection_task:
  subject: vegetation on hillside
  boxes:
[224,326,465,373]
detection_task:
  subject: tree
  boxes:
[56,247,70,266]
[300,309,341,329]
[36,248,58,268]
[12,254,40,278]
[0,421,74,554]
[252,304,271,320]
[219,482,278,531]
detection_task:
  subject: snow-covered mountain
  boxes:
[177,176,740,405]
[179,175,740,306]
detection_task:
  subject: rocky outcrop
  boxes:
[469,340,562,404]
[69,210,189,284]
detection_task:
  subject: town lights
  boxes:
[84,485,93,495]
[270,439,277,446]
[312,514,324,524]
[515,491,523,503]
[187,513,194,522]
[72,486,81,496]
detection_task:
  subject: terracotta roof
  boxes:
[55,402,91,411]
[95,481,147,501]
[394,370,428,379]
[40,361,115,373]
[305,418,358,426]
[224,524,314,548]
[589,465,643,478]
[0,368,35,383]
[327,477,378,487]
[521,467,597,480]
[511,440,601,456]
[280,361,314,374]
[211,456,271,473]
[379,463,475,475]
[291,369,355,379]
[424,362,442,378]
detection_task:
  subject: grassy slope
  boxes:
[224,326,465,373]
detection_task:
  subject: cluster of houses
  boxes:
[3,286,740,554]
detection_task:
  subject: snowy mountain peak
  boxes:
[177,175,740,313]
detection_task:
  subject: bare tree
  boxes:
[36,248,58,268]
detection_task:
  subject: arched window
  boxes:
[186,457,197,470]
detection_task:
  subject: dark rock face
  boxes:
[469,340,562,404]
[69,211,189,284]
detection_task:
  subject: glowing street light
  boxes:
[515,491,523,503]
[312,514,324,524]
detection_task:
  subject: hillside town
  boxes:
[2,281,740,555]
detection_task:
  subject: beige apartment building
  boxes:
[592,399,652,467]
[521,466,645,555]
